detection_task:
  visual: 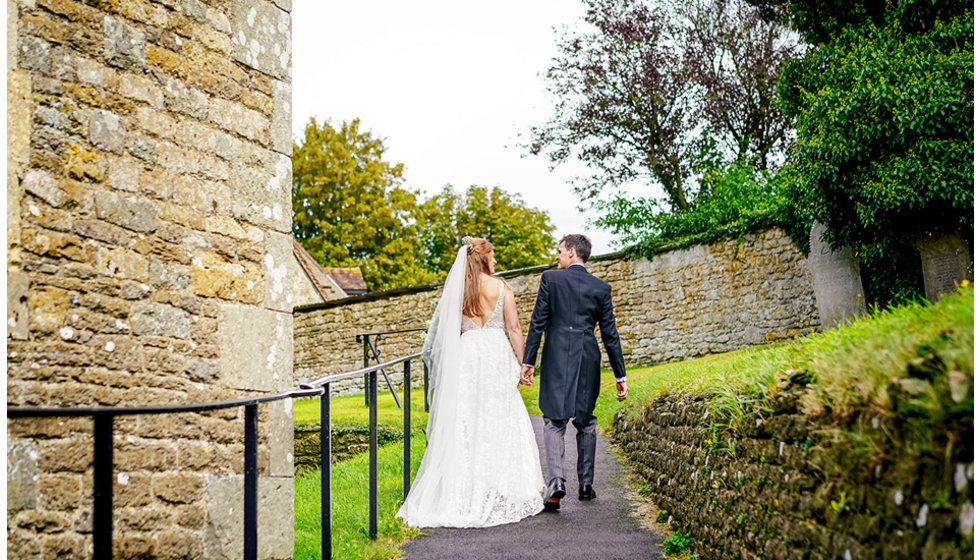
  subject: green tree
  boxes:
[779,2,973,251]
[419,185,557,276]
[292,118,436,291]
[767,0,973,304]
[523,0,800,213]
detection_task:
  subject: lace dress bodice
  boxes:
[461,279,506,333]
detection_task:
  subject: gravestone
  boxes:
[806,223,867,328]
[916,232,973,302]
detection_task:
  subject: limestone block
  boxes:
[157,529,204,558]
[230,0,291,79]
[210,96,268,144]
[267,398,293,477]
[153,472,205,504]
[164,77,209,120]
[75,55,106,87]
[8,270,30,340]
[270,80,291,155]
[175,119,218,154]
[131,303,191,338]
[118,74,164,108]
[203,475,242,558]
[263,231,293,312]
[230,144,290,232]
[135,107,177,139]
[7,440,38,511]
[94,190,159,233]
[103,16,146,71]
[94,246,149,281]
[217,304,291,391]
[38,473,82,511]
[74,218,131,246]
[89,109,126,153]
[149,258,192,290]
[185,359,220,382]
[215,132,235,160]
[19,33,51,73]
[192,252,263,303]
[22,168,65,209]
[258,477,293,559]
[129,135,158,163]
[28,285,70,333]
[204,475,293,560]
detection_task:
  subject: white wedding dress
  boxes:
[397,279,545,528]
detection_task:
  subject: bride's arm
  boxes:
[501,283,525,361]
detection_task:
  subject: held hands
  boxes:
[616,380,629,402]
[519,365,534,386]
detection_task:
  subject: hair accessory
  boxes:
[461,236,474,250]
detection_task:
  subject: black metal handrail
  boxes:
[6,351,423,560]
[356,327,429,411]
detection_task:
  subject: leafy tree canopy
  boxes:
[292,118,435,291]
[746,0,969,45]
[419,185,557,276]
[524,0,801,213]
[292,119,558,291]
[777,1,973,253]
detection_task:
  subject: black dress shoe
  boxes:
[543,480,566,511]
[579,484,596,500]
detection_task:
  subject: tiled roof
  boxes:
[321,267,368,295]
[292,239,343,301]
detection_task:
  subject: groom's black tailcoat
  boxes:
[523,265,627,422]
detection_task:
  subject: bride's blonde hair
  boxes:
[462,237,493,318]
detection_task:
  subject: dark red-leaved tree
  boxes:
[524,0,801,212]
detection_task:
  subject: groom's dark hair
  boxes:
[560,234,592,262]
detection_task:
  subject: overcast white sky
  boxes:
[290,1,631,255]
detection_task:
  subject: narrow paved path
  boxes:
[400,416,663,560]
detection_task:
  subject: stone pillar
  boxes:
[6,0,295,558]
[916,231,973,303]
[806,223,867,329]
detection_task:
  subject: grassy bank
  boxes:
[593,286,973,430]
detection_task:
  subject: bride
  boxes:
[396,237,545,528]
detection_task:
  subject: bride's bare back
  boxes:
[465,274,503,327]
[463,274,525,360]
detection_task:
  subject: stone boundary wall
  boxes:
[612,386,974,559]
[294,228,822,395]
[7,1,294,558]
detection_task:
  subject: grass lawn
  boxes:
[293,386,431,559]
[294,387,430,431]
[294,435,427,560]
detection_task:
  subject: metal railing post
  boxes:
[361,335,370,407]
[93,413,114,560]
[369,368,378,540]
[403,360,411,498]
[366,337,402,408]
[423,361,430,412]
[244,404,258,560]
[321,383,332,560]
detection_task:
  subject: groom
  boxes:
[521,234,628,512]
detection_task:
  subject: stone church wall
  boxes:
[7,0,294,558]
[294,228,822,395]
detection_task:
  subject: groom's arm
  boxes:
[598,287,627,383]
[521,272,551,368]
